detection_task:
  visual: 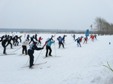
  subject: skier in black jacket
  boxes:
[75,37,81,47]
[28,41,44,68]
[1,37,9,54]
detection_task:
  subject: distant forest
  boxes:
[92,17,113,35]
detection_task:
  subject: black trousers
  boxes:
[3,46,6,54]
[46,46,52,57]
[59,42,64,48]
[2,44,6,54]
[28,49,34,67]
[77,41,81,47]
[22,45,27,55]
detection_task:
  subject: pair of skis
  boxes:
[21,61,47,69]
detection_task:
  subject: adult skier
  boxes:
[57,36,64,48]
[1,36,9,54]
[22,39,29,55]
[45,35,55,57]
[28,41,44,68]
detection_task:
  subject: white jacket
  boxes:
[22,40,29,46]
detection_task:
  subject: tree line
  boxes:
[94,17,113,35]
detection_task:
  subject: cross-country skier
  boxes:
[85,29,90,38]
[57,36,64,48]
[28,41,44,68]
[72,34,76,41]
[38,36,43,46]
[83,37,88,44]
[75,37,81,47]
[45,35,55,57]
[1,36,9,54]
[22,39,29,55]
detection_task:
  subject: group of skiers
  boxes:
[0,34,22,54]
[25,34,66,68]
[26,32,98,68]
[72,34,97,47]
[71,29,97,47]
[0,29,97,68]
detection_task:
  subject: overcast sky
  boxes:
[0,0,113,30]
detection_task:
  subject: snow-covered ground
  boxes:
[0,33,113,84]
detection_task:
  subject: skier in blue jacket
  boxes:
[85,29,90,38]
[57,36,64,48]
[45,36,55,57]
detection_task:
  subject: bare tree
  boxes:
[94,17,113,35]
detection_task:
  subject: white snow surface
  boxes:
[0,33,113,84]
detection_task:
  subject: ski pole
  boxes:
[34,49,43,64]
[34,41,47,63]
[11,46,22,53]
[25,57,29,66]
[53,34,56,56]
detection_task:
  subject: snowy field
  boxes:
[0,33,113,84]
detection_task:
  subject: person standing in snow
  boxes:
[75,37,81,47]
[94,34,97,40]
[12,35,19,46]
[1,36,9,54]
[83,37,88,44]
[22,39,29,55]
[45,36,55,57]
[28,41,44,68]
[38,36,43,46]
[84,29,90,43]
[85,29,90,38]
[57,36,64,48]
[72,34,76,41]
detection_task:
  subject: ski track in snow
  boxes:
[0,33,113,84]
